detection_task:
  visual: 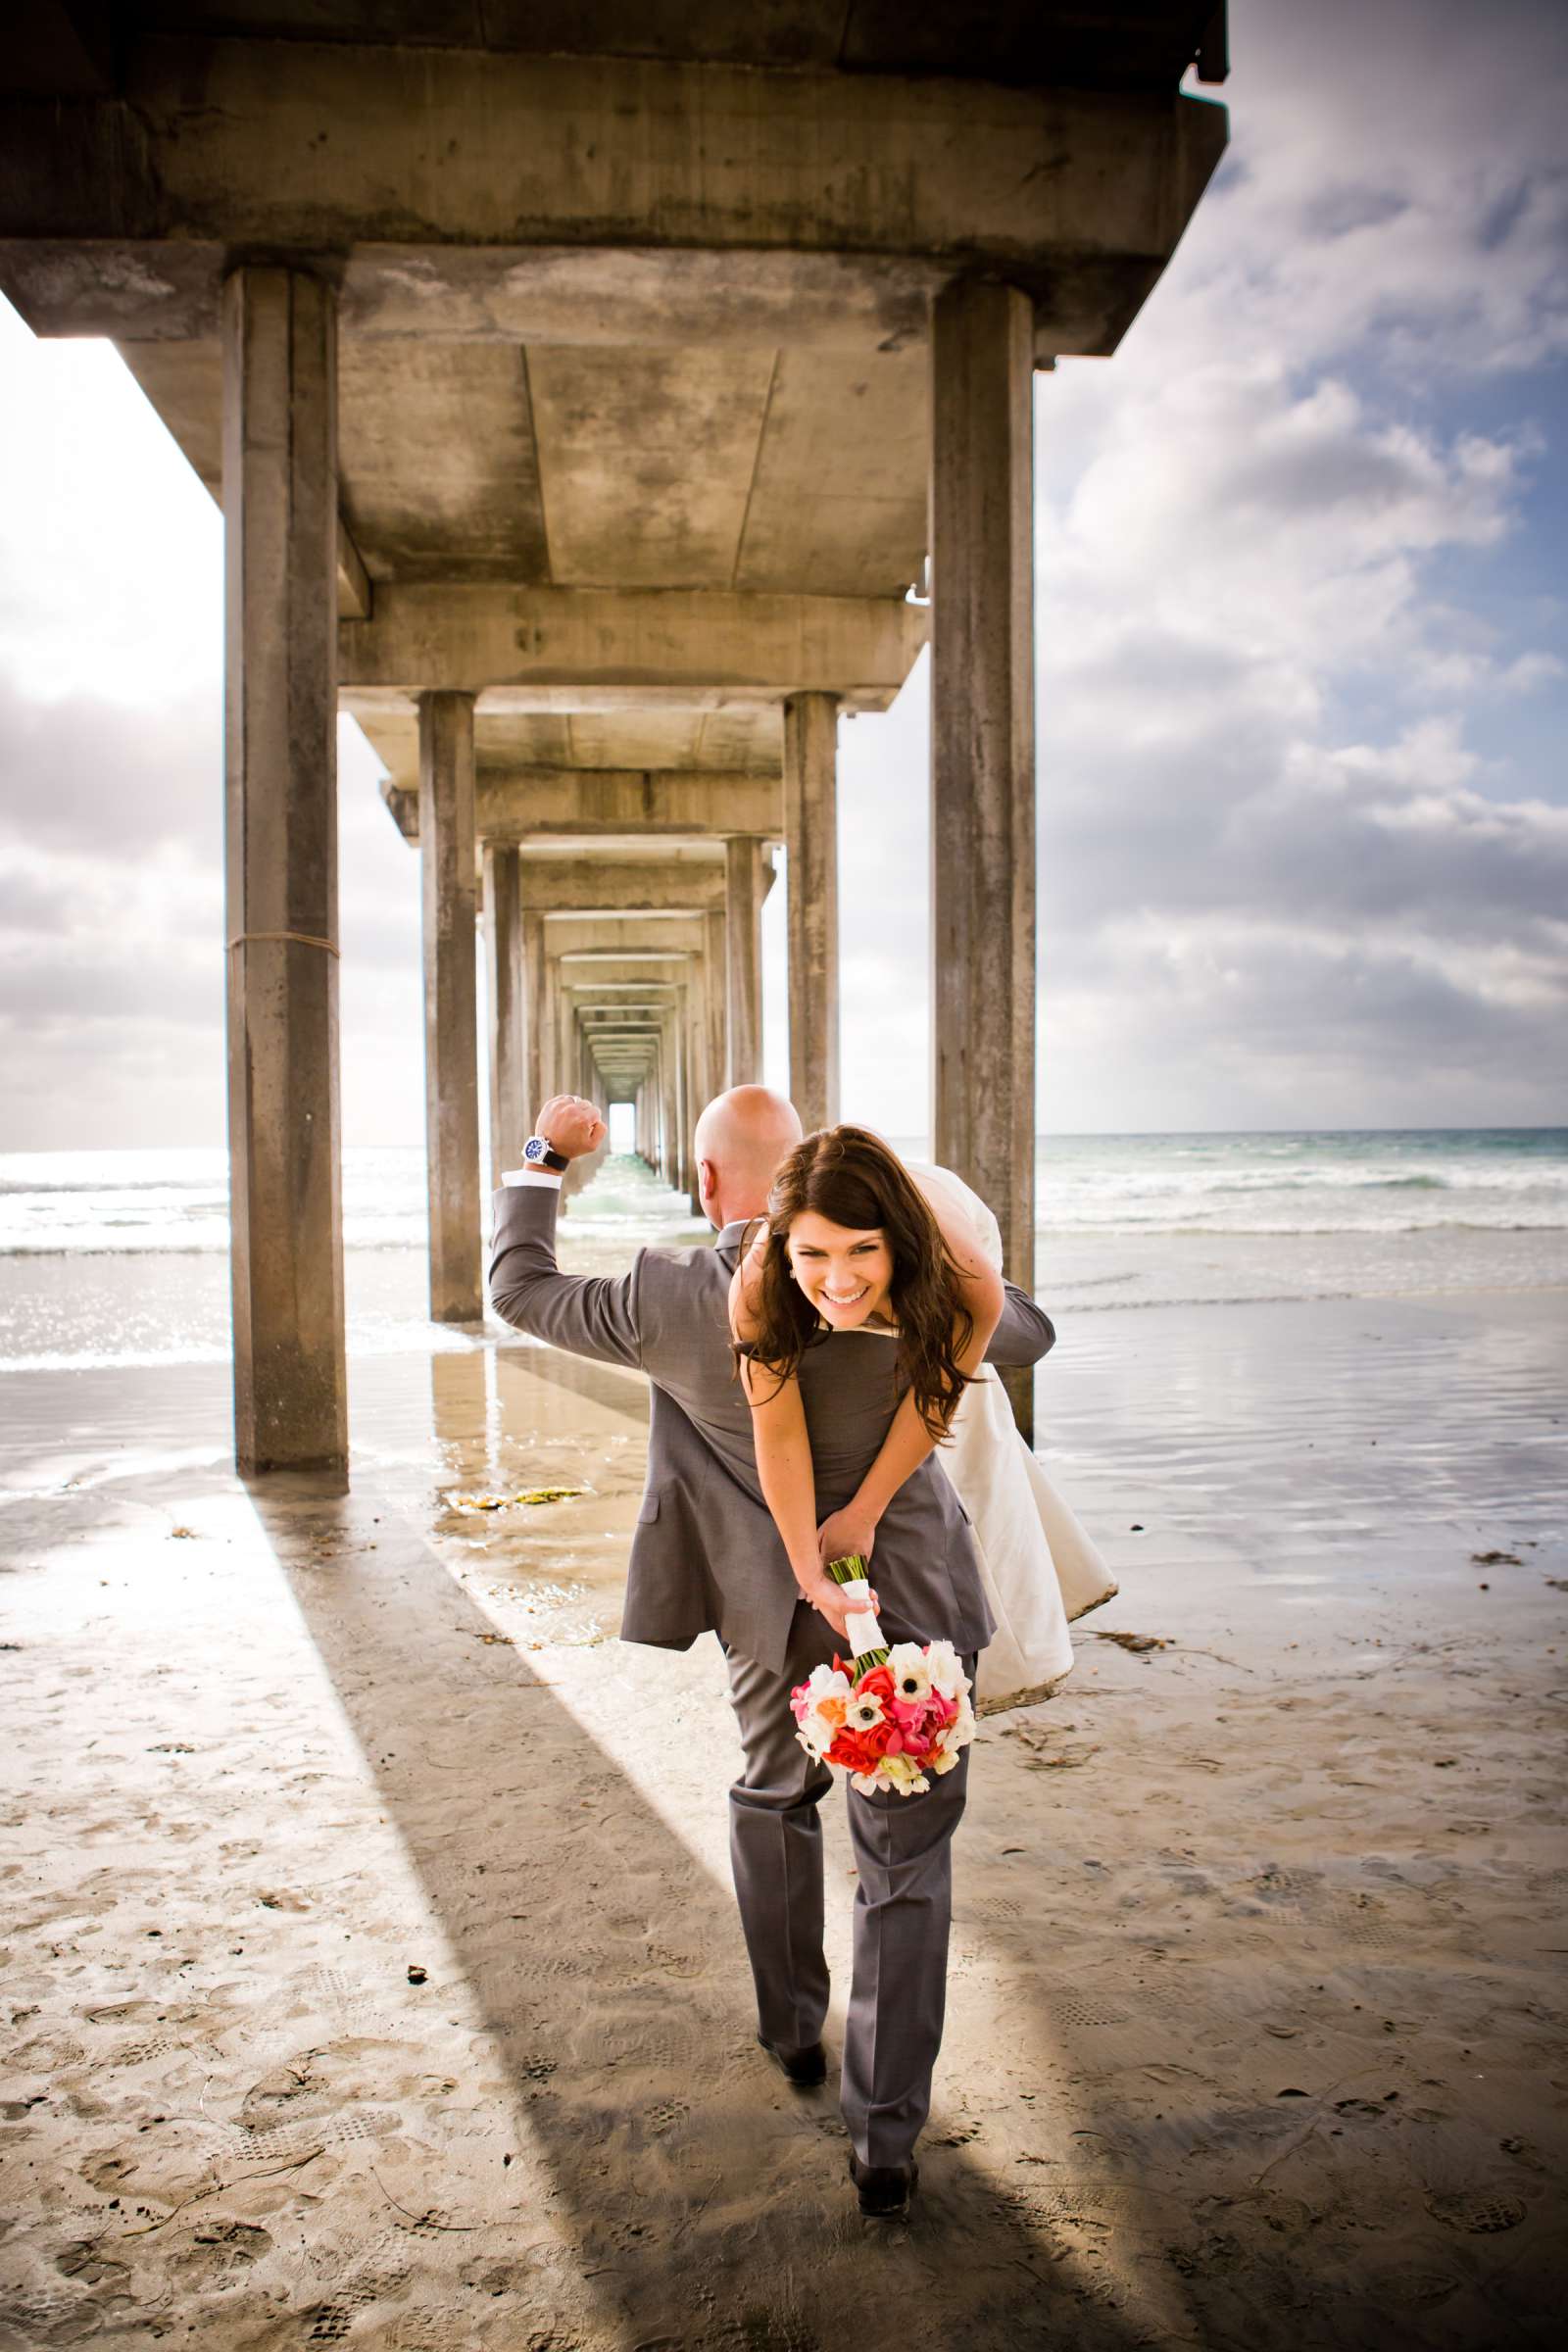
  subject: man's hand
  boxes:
[816,1505,877,1571]
[535,1095,607,1160]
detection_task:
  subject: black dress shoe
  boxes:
[757,2033,827,2087]
[848,2150,919,2219]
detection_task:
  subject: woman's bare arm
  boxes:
[741,1355,863,1643]
[730,1226,863,1642]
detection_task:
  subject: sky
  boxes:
[0,0,1564,1152]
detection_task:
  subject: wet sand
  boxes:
[1,1279,1565,2350]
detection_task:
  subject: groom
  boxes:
[488,1086,1054,2218]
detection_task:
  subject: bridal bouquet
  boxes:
[789,1556,976,1798]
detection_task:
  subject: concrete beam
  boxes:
[0,45,1226,359]
[381,771,780,845]
[521,862,726,916]
[579,1002,670,1016]
[564,983,678,1001]
[546,917,708,960]
[380,771,785,847]
[555,957,698,987]
[222,265,346,1479]
[340,586,922,710]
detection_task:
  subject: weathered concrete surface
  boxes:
[382,771,780,847]
[704,907,729,1124]
[557,958,698,987]
[930,278,1037,1439]
[222,265,346,1479]
[723,837,767,1088]
[518,862,727,917]
[0,38,1227,355]
[547,917,708,960]
[520,907,548,1131]
[1,4,1229,95]
[483,844,524,1192]
[340,586,924,707]
[784,691,841,1134]
[418,691,482,1321]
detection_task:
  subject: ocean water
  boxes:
[0,1129,1562,1374]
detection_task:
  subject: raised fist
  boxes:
[535,1095,607,1160]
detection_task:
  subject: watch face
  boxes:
[523,1137,547,1164]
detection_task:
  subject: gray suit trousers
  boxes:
[724,1601,977,2169]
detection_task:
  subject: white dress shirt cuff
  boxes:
[501,1167,565,1188]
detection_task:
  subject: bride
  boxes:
[730,1126,1113,1708]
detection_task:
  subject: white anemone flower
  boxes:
[923,1640,965,1699]
[887,1643,932,1705]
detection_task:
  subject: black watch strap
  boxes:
[527,1138,569,1173]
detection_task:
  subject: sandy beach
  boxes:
[2,1266,1565,2350]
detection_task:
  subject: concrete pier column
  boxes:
[221,265,346,1477]
[659,1033,678,1189]
[930,276,1038,1438]
[688,977,709,1212]
[672,985,694,1205]
[483,844,523,1190]
[724,837,766,1086]
[520,910,547,1128]
[555,985,575,1113]
[418,689,482,1320]
[783,691,841,1133]
[704,908,728,1113]
[535,955,559,1103]
[685,972,710,1205]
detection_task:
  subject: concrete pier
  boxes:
[520,908,548,1136]
[704,909,729,1126]
[418,690,482,1320]
[221,265,346,1478]
[783,691,841,1135]
[483,843,524,1189]
[724,836,767,1087]
[930,279,1038,1436]
[0,6,1228,1476]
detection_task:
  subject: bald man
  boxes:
[693,1084,805,1233]
[488,1087,1055,2216]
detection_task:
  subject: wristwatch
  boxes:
[521,1135,569,1173]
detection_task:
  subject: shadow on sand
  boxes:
[252,1467,1183,2352]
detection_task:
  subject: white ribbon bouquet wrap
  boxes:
[833,1561,889,1671]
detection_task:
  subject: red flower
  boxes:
[827,1718,896,1771]
[856,1665,896,1703]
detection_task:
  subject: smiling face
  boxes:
[782,1208,895,1330]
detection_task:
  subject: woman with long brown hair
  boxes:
[729,1125,1005,1625]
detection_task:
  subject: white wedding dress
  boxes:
[851,1163,1118,1712]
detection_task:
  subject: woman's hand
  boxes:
[816,1505,878,1570]
[796,1568,880,1645]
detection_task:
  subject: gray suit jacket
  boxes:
[488,1182,1056,1673]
